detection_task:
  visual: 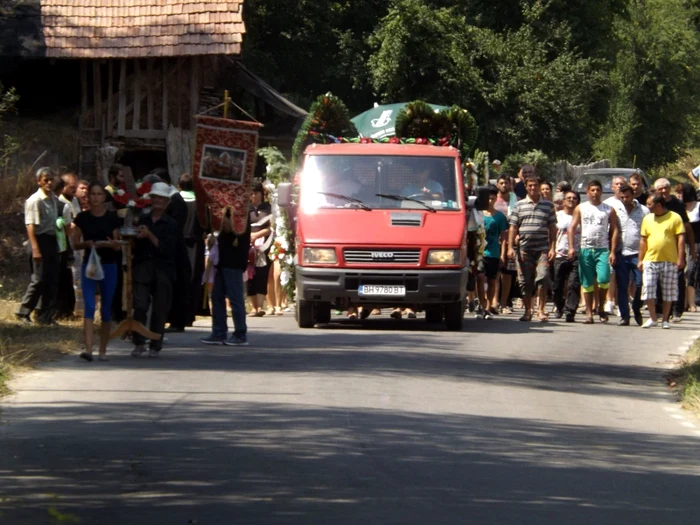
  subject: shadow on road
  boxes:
[1,401,698,524]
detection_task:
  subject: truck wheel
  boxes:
[425,307,443,324]
[444,300,464,331]
[315,302,331,324]
[297,298,315,328]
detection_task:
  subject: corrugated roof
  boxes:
[30,1,245,58]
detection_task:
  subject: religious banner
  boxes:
[192,116,263,233]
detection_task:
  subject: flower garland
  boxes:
[268,210,296,298]
[111,181,153,208]
[307,131,456,148]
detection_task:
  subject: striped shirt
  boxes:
[509,196,556,252]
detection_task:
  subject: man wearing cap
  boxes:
[130,182,179,358]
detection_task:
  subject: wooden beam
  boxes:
[146,59,154,130]
[122,129,167,140]
[107,60,114,136]
[117,59,127,136]
[133,60,141,130]
[92,61,102,129]
[176,58,182,128]
[80,61,88,125]
[190,56,200,130]
[162,59,169,130]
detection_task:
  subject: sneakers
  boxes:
[131,345,146,357]
[604,301,615,314]
[474,306,485,319]
[148,349,160,357]
[200,334,226,345]
[483,311,493,320]
[15,314,32,325]
[467,300,476,313]
[224,335,249,346]
[642,319,658,329]
[670,317,682,324]
[662,321,671,330]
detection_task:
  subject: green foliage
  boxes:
[257,147,292,184]
[470,149,490,185]
[502,150,554,180]
[594,0,700,169]
[291,93,357,164]
[0,82,19,164]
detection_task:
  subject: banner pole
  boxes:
[223,90,230,119]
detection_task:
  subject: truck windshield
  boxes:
[300,154,461,211]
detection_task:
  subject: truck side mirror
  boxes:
[277,182,293,208]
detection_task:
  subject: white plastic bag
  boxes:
[85,248,104,281]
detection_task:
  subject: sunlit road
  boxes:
[1,310,699,524]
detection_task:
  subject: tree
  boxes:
[0,82,18,165]
[594,0,700,168]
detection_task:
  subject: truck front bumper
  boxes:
[296,267,468,305]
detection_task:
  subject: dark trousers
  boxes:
[673,268,686,318]
[614,253,643,320]
[111,265,125,323]
[17,234,59,323]
[132,268,173,351]
[55,251,76,318]
[552,257,580,315]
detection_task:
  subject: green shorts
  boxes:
[578,248,610,293]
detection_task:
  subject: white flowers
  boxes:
[280,269,291,286]
[116,189,125,196]
[127,199,136,208]
[135,182,143,190]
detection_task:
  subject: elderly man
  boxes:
[653,178,696,321]
[16,167,60,325]
[130,182,179,358]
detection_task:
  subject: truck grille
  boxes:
[344,249,421,264]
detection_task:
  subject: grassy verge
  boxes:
[669,339,700,415]
[0,300,81,396]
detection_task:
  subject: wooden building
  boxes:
[0,1,304,181]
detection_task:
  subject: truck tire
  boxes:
[444,300,464,331]
[425,307,443,324]
[297,298,315,328]
[315,302,331,324]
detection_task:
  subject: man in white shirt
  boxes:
[56,173,81,317]
[16,167,60,325]
[613,184,649,325]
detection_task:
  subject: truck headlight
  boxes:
[427,249,459,265]
[302,247,338,265]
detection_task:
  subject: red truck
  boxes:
[279,142,469,330]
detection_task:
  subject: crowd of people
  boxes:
[469,164,696,329]
[15,164,287,360]
[14,160,697,360]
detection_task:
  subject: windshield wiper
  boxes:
[316,192,372,211]
[375,193,437,213]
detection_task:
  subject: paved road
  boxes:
[1,310,700,524]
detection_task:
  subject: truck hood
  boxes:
[298,209,465,247]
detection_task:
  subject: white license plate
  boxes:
[358,285,406,296]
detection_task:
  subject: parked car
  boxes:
[572,168,651,200]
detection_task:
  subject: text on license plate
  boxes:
[358,285,406,296]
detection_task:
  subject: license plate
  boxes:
[358,285,406,296]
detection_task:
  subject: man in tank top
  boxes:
[568,180,619,324]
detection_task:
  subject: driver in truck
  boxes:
[401,161,443,200]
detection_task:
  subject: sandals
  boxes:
[347,312,358,320]
[79,352,93,362]
[274,307,284,316]
[537,313,549,322]
[599,311,609,323]
[98,355,110,362]
[519,313,532,322]
[390,310,402,320]
[583,317,594,324]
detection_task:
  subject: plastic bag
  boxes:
[85,248,104,281]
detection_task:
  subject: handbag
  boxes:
[85,249,105,281]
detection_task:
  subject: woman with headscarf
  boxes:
[248,183,274,316]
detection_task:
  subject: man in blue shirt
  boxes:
[401,162,443,199]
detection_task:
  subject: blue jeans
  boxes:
[614,253,643,320]
[211,267,247,339]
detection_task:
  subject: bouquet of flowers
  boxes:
[269,211,296,296]
[111,181,153,208]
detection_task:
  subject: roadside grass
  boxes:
[0,300,81,396]
[669,338,700,415]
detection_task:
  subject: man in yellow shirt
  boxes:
[638,194,685,329]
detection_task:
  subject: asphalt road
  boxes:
[1,310,699,524]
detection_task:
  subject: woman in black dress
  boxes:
[248,183,273,316]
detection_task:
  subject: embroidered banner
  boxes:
[192,116,263,233]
